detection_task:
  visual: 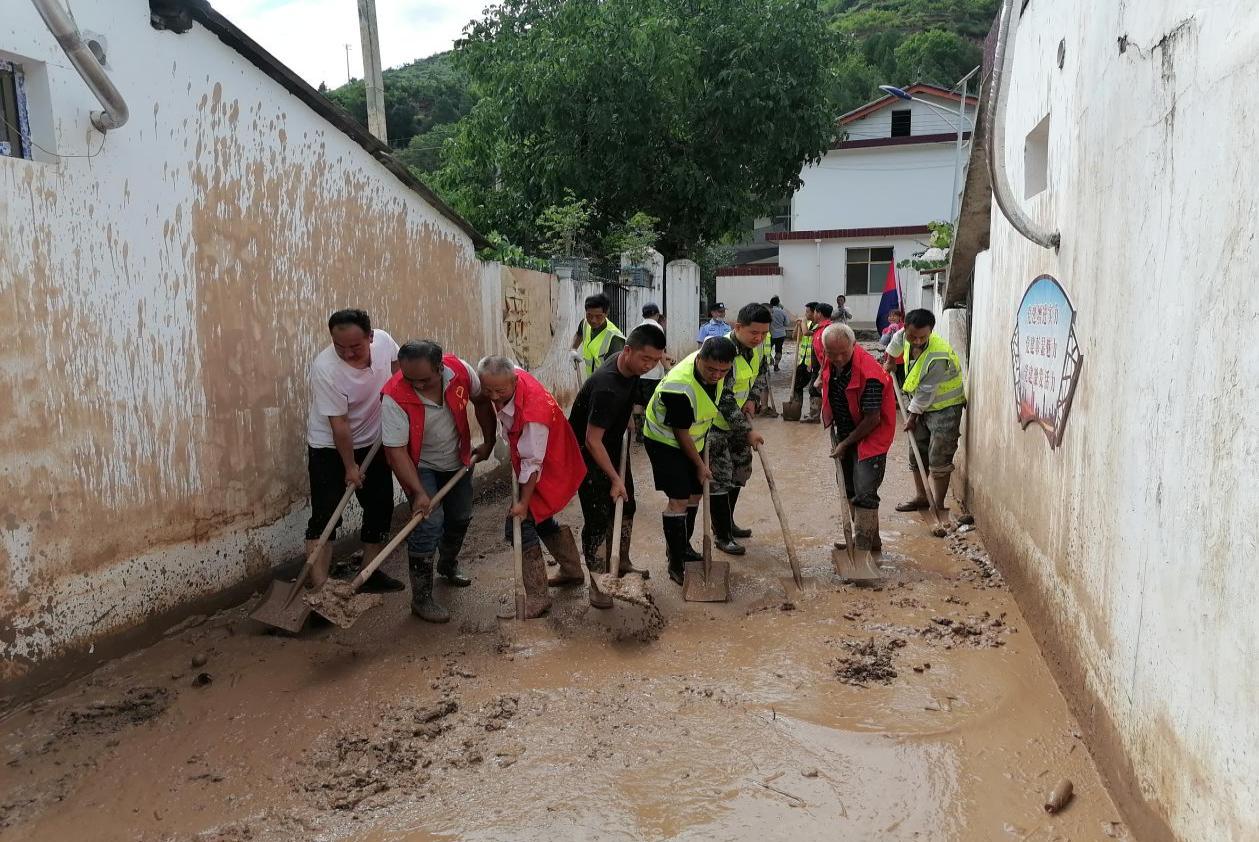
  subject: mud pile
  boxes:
[302,581,383,628]
[55,686,172,742]
[831,637,906,686]
[918,612,1012,648]
[949,532,1005,588]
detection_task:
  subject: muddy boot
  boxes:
[521,544,552,618]
[896,470,930,512]
[408,553,450,623]
[802,395,822,423]
[587,549,614,610]
[662,513,689,586]
[832,508,856,550]
[728,487,751,538]
[358,542,406,593]
[853,506,882,551]
[543,526,586,588]
[306,540,334,589]
[710,493,746,556]
[435,522,473,587]
[683,504,702,561]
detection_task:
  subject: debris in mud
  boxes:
[191,652,210,668]
[920,613,1012,648]
[888,596,923,609]
[56,686,172,740]
[480,695,519,730]
[191,672,213,687]
[949,534,1006,589]
[302,581,383,628]
[1044,777,1074,813]
[831,637,905,686]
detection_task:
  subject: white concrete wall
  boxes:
[776,237,927,325]
[965,2,1258,840]
[0,2,489,688]
[716,275,783,326]
[663,259,700,361]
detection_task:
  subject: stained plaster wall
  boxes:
[964,2,1257,839]
[0,2,488,690]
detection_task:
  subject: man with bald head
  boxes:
[819,322,896,550]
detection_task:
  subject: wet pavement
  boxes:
[0,367,1133,841]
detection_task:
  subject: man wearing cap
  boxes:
[696,302,730,346]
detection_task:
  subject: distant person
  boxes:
[834,294,853,324]
[696,302,730,345]
[571,293,625,379]
[304,308,402,593]
[635,302,674,440]
[769,296,790,371]
[791,302,818,405]
[803,302,834,423]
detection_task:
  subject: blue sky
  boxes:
[212,0,485,87]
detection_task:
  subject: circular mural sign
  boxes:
[1010,275,1084,449]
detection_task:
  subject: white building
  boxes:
[756,84,977,325]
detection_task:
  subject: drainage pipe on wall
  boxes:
[29,0,129,132]
[984,0,1058,250]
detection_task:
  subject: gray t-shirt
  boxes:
[381,359,481,471]
[770,306,790,339]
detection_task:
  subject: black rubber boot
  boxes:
[728,487,752,539]
[663,513,689,586]
[408,553,450,623]
[436,521,473,587]
[683,504,702,561]
[710,493,746,556]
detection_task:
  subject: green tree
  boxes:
[434,0,837,258]
[893,29,981,88]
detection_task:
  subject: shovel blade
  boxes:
[590,572,654,608]
[249,579,311,633]
[682,560,730,602]
[781,399,802,422]
[831,546,882,583]
[302,580,383,628]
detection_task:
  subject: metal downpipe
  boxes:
[984,0,1059,250]
[29,0,129,132]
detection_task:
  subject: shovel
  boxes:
[760,377,780,419]
[828,427,881,582]
[781,352,804,422]
[250,440,381,633]
[496,475,528,620]
[754,443,805,601]
[891,385,950,538]
[589,431,654,609]
[683,449,730,602]
[304,456,481,628]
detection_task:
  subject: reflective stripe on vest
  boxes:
[581,319,624,377]
[799,321,817,367]
[643,352,723,450]
[712,331,765,431]
[902,333,966,412]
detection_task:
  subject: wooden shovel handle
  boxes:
[755,444,802,589]
[701,447,713,577]
[285,440,381,604]
[891,384,947,529]
[608,428,630,575]
[511,474,525,619]
[349,455,482,591]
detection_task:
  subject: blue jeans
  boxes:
[406,467,474,556]
[503,513,561,550]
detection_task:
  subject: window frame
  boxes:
[0,59,33,161]
[890,109,912,138]
[845,246,895,296]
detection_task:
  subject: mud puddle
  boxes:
[0,362,1134,841]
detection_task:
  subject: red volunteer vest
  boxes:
[380,355,474,467]
[810,318,832,367]
[820,343,896,460]
[507,369,586,522]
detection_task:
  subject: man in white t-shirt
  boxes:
[380,341,497,623]
[633,302,673,441]
[305,309,401,592]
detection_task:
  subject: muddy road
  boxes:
[0,371,1132,841]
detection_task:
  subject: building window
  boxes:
[890,109,911,138]
[846,247,894,295]
[1024,113,1050,198]
[0,60,33,160]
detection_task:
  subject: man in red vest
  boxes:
[803,302,834,423]
[819,322,896,550]
[478,356,587,619]
[381,341,498,622]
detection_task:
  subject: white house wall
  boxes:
[0,2,487,690]
[964,2,1258,839]
[841,94,976,145]
[716,275,784,327]
[776,236,927,325]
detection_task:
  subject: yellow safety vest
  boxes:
[902,333,966,411]
[798,320,817,367]
[643,352,724,451]
[581,318,625,377]
[713,331,765,430]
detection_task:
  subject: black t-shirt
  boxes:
[659,362,718,430]
[569,355,638,461]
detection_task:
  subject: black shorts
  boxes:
[306,445,395,544]
[635,377,661,408]
[645,438,703,500]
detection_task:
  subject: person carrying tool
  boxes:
[791,303,818,407]
[571,293,625,379]
[478,356,586,618]
[769,296,790,372]
[819,323,896,549]
[305,308,402,593]
[565,324,668,607]
[643,337,737,585]
[884,309,966,518]
[380,341,498,623]
[633,303,672,440]
[705,303,771,555]
[802,302,834,423]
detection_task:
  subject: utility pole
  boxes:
[357,0,387,143]
[344,43,352,84]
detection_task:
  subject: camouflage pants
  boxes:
[708,427,753,495]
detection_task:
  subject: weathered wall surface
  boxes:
[663,259,700,360]
[717,274,784,324]
[0,2,488,690]
[776,236,927,324]
[964,2,1258,839]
